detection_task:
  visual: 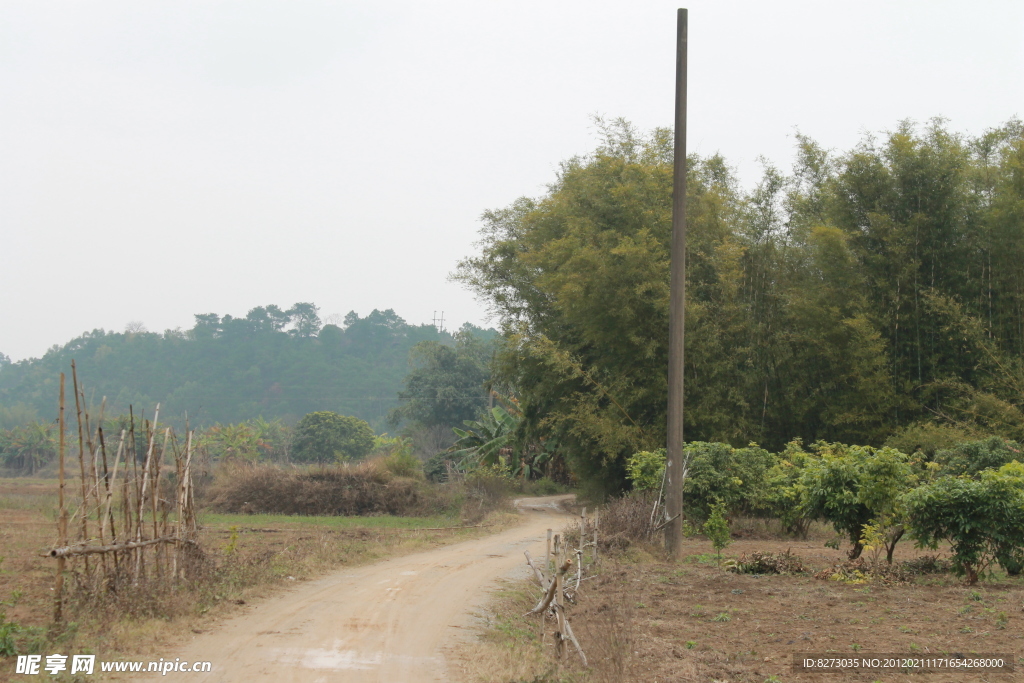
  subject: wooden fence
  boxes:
[523,507,599,665]
[50,363,200,623]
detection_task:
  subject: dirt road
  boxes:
[146,497,569,682]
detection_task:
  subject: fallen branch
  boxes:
[526,558,571,615]
[48,535,196,558]
[524,550,548,586]
[558,604,588,666]
[652,513,680,534]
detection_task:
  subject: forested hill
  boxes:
[0,305,498,430]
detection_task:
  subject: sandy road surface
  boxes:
[141,496,570,682]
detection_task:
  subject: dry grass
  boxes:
[204,459,463,517]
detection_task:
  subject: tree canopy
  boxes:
[291,411,375,463]
[0,304,497,431]
[456,117,1024,494]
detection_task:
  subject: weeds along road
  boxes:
[142,495,571,682]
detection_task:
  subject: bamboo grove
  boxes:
[455,117,1024,494]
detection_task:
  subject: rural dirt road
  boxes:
[144,496,570,682]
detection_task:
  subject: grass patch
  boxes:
[199,512,467,530]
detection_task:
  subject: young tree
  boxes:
[798,443,915,560]
[904,463,1024,584]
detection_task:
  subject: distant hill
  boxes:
[0,304,498,431]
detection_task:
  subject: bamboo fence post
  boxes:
[554,542,565,661]
[174,430,193,581]
[70,362,90,576]
[98,423,117,568]
[100,432,124,547]
[152,428,169,577]
[134,406,160,581]
[545,529,552,571]
[54,373,67,625]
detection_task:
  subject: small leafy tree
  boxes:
[626,448,666,492]
[291,411,374,464]
[684,442,774,521]
[760,439,816,537]
[797,443,915,560]
[703,501,732,566]
[904,463,1024,584]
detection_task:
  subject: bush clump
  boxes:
[727,550,805,575]
[933,436,1023,476]
[206,461,453,516]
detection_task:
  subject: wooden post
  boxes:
[665,7,688,559]
[545,529,552,570]
[134,405,160,582]
[554,543,566,661]
[54,373,67,625]
[593,508,600,567]
[70,362,91,575]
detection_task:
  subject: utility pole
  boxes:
[665,8,688,558]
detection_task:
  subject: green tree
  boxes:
[703,501,732,566]
[291,411,374,464]
[797,443,915,560]
[388,330,493,430]
[0,421,57,474]
[904,463,1024,584]
[683,442,774,522]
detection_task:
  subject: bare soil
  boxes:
[485,535,1024,682]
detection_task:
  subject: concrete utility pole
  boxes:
[665,7,688,558]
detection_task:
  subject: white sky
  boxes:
[2,1,1022,361]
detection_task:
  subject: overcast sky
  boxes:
[2,1,1022,361]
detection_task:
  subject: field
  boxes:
[0,476,516,679]
[460,529,1024,683]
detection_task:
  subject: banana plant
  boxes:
[449,406,519,470]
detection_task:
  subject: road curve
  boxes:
[145,496,570,682]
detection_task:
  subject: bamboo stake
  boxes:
[152,428,169,577]
[545,529,552,570]
[555,543,566,661]
[70,361,90,575]
[100,432,125,544]
[54,373,67,625]
[134,405,160,581]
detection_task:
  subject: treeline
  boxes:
[456,117,1024,494]
[0,304,497,431]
